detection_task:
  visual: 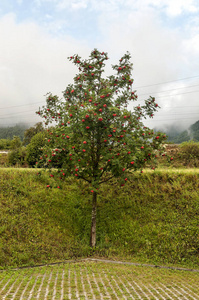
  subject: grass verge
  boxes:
[0,168,199,269]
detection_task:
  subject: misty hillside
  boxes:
[0,124,28,140]
[1,121,199,144]
[160,120,199,144]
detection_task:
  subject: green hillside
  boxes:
[0,168,199,269]
[0,124,28,140]
[159,120,199,143]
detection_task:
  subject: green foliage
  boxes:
[0,124,27,140]
[0,169,199,268]
[170,130,191,144]
[165,120,199,144]
[7,136,26,166]
[0,153,8,166]
[23,122,45,145]
[190,120,199,141]
[179,140,199,167]
[26,131,47,166]
[37,49,166,190]
[8,147,27,166]
[0,139,12,150]
[190,119,199,132]
[10,136,22,150]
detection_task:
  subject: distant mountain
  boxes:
[158,120,199,144]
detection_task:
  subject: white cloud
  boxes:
[1,0,199,129]
[94,5,199,129]
[0,13,90,125]
[32,0,199,15]
[127,0,199,16]
[163,0,198,16]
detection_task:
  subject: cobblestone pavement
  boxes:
[0,260,198,299]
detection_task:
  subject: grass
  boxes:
[0,261,198,299]
[0,168,199,269]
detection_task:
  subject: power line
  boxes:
[134,75,199,89]
[0,101,46,110]
[0,75,199,110]
[138,84,199,97]
[0,102,199,119]
[138,89,199,98]
[0,82,199,112]
[0,110,198,120]
[0,110,38,118]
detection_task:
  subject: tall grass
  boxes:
[0,168,199,269]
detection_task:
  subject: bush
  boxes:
[8,146,27,166]
[26,131,47,167]
[0,139,12,150]
[179,141,199,167]
[23,122,44,145]
[0,153,8,166]
[10,136,22,150]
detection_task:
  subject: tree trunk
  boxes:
[90,191,97,248]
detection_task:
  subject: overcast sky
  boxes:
[0,0,199,131]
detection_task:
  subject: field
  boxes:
[0,167,199,270]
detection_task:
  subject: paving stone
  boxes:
[0,260,198,299]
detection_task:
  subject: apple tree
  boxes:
[36,49,166,247]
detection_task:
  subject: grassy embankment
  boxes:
[0,168,199,269]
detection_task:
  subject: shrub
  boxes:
[23,122,45,145]
[10,136,22,150]
[179,140,199,167]
[8,146,27,166]
[0,139,12,150]
[0,153,8,166]
[26,131,47,166]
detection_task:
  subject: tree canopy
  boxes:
[36,49,166,246]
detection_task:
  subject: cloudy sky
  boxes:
[0,0,199,131]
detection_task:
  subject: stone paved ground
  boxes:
[0,260,198,299]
